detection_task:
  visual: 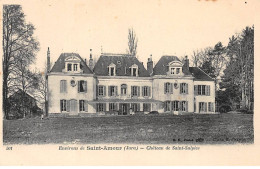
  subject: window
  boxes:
[131,103,140,112]
[208,102,214,112]
[133,68,137,76]
[199,102,207,112]
[121,84,127,95]
[180,101,188,112]
[109,86,117,96]
[67,64,72,71]
[60,80,67,93]
[143,103,151,112]
[73,64,78,71]
[130,65,138,76]
[70,99,77,112]
[98,86,105,96]
[97,103,105,112]
[142,86,150,97]
[165,101,171,111]
[78,80,87,93]
[108,64,116,76]
[176,68,180,74]
[172,101,179,111]
[60,100,67,111]
[164,82,172,94]
[171,68,175,74]
[131,86,139,96]
[196,85,210,96]
[180,83,188,94]
[79,100,87,112]
[110,67,114,76]
[109,103,117,111]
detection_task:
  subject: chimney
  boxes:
[47,47,50,72]
[184,55,189,70]
[147,54,153,75]
[89,49,94,70]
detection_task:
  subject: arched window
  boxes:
[121,84,127,95]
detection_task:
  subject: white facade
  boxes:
[47,53,216,116]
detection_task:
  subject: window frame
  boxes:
[121,84,127,95]
[60,100,67,112]
[98,85,105,96]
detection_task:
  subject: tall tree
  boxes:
[3,5,39,119]
[221,26,254,111]
[128,28,138,57]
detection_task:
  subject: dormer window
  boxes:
[64,55,81,73]
[108,63,116,76]
[130,64,138,77]
[176,68,180,74]
[68,64,72,71]
[167,61,183,75]
[73,64,78,71]
[170,68,175,74]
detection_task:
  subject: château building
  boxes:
[47,48,215,116]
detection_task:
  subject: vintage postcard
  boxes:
[0,0,260,166]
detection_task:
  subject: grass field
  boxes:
[3,113,253,144]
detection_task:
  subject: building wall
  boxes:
[48,74,96,114]
[194,80,215,113]
[152,77,194,113]
[96,77,153,112]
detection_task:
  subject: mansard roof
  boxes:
[189,67,215,81]
[93,54,150,77]
[153,55,192,76]
[50,53,93,74]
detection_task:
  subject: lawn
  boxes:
[3,113,253,144]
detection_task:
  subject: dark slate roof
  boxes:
[93,55,150,77]
[153,55,192,75]
[189,67,214,81]
[50,53,93,74]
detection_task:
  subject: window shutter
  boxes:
[148,87,151,97]
[78,81,80,93]
[148,103,151,112]
[164,83,167,94]
[137,103,140,111]
[180,101,183,111]
[178,101,180,111]
[208,102,210,112]
[142,86,144,96]
[186,101,188,112]
[131,86,133,96]
[79,100,81,111]
[180,83,182,94]
[64,81,67,93]
[207,85,210,96]
[108,86,111,96]
[60,81,62,93]
[170,83,173,94]
[164,102,166,112]
[103,103,106,111]
[85,100,88,112]
[115,86,118,96]
[137,86,140,96]
[96,85,98,97]
[67,100,70,112]
[186,84,188,94]
[103,86,106,96]
[194,85,198,95]
[205,102,207,112]
[60,100,62,111]
[85,81,87,93]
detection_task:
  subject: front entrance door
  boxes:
[119,103,129,115]
[70,99,77,114]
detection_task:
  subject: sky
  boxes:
[18,0,257,70]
